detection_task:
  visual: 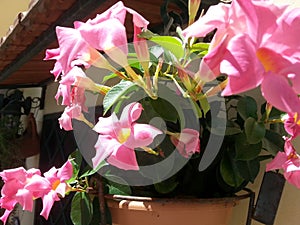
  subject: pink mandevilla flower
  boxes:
[283,113,300,138]
[182,0,300,114]
[93,102,162,170]
[0,168,49,225]
[0,161,73,224]
[266,138,300,188]
[170,128,200,158]
[76,1,149,56]
[56,66,88,108]
[44,26,97,77]
[39,160,73,220]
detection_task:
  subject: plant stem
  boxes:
[97,175,107,225]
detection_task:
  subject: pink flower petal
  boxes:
[78,18,127,53]
[283,161,300,189]
[93,135,121,168]
[55,84,71,106]
[0,209,12,225]
[182,3,230,39]
[221,34,264,95]
[266,151,287,171]
[81,1,126,25]
[107,145,139,170]
[0,167,27,182]
[55,26,91,74]
[57,160,73,181]
[170,128,200,158]
[93,113,119,136]
[60,66,87,86]
[125,123,162,148]
[15,189,34,211]
[40,191,59,220]
[261,73,300,113]
[120,102,143,125]
[284,113,300,138]
[58,105,82,131]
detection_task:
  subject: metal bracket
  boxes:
[245,171,285,225]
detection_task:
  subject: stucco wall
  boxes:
[0,0,29,37]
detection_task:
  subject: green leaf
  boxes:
[138,29,156,39]
[236,159,260,183]
[262,130,285,155]
[150,98,178,123]
[199,96,210,117]
[261,102,285,120]
[244,117,266,144]
[220,150,244,188]
[154,176,179,194]
[103,80,139,114]
[67,150,82,184]
[79,160,108,179]
[102,73,119,82]
[190,42,210,52]
[71,192,93,225]
[235,133,262,160]
[105,174,132,196]
[225,121,242,135]
[149,36,184,60]
[225,127,242,135]
[237,96,258,120]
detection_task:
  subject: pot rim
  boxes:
[105,188,253,204]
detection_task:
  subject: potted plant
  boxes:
[1,0,300,224]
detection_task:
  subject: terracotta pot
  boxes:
[105,194,248,225]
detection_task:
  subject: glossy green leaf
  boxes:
[148,36,184,60]
[235,133,262,160]
[244,117,266,144]
[220,151,244,188]
[237,96,258,120]
[71,192,93,225]
[236,159,260,183]
[103,80,139,114]
[262,130,285,155]
[150,98,178,123]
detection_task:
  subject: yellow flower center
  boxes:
[118,128,131,144]
[287,152,299,160]
[294,113,300,125]
[52,179,61,190]
[256,48,277,72]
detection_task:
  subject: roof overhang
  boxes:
[0,0,167,88]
